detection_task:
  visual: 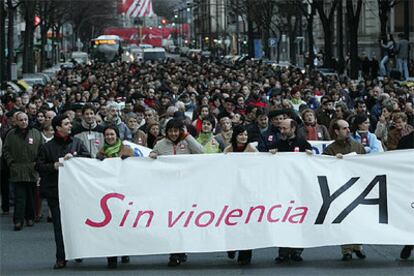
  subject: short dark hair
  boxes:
[165,118,184,132]
[201,115,216,129]
[231,125,248,151]
[82,104,95,115]
[52,115,69,131]
[103,125,120,138]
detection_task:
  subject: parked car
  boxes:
[22,73,49,86]
[142,47,166,61]
[71,51,90,65]
[42,66,61,78]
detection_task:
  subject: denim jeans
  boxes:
[380,55,389,77]
[397,58,409,80]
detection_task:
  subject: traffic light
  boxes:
[161,19,167,25]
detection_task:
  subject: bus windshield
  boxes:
[90,38,122,62]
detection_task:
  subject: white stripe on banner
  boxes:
[59,150,414,259]
[139,0,150,17]
[126,0,139,17]
[131,0,145,18]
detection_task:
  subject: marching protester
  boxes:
[96,125,133,269]
[214,116,233,151]
[3,112,42,231]
[35,115,90,269]
[72,104,105,158]
[0,44,413,270]
[297,108,331,141]
[224,124,258,265]
[149,118,204,266]
[271,118,312,263]
[323,119,367,261]
[196,116,221,153]
[396,131,414,260]
[386,112,413,150]
[349,113,383,153]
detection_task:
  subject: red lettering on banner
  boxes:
[168,211,185,228]
[86,193,309,229]
[245,205,265,223]
[119,201,134,227]
[215,205,229,226]
[225,209,243,226]
[267,204,282,222]
[282,200,295,222]
[288,207,308,223]
[133,211,154,227]
[184,204,197,227]
[85,193,125,228]
[195,211,215,227]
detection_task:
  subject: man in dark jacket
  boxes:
[272,119,312,263]
[36,115,90,269]
[246,108,271,151]
[3,112,42,231]
[397,132,414,260]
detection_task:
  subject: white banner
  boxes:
[309,140,333,154]
[122,140,152,157]
[59,150,414,259]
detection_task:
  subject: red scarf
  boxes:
[305,125,318,140]
[54,131,70,142]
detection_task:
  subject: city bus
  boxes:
[90,35,123,63]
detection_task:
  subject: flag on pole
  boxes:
[119,0,155,17]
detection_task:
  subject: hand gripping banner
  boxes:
[59,150,414,259]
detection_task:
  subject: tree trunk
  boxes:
[307,6,315,69]
[7,1,14,80]
[337,0,344,74]
[263,21,271,58]
[0,2,6,85]
[346,0,362,80]
[39,1,47,71]
[315,0,340,69]
[323,24,334,68]
[23,0,36,73]
[247,8,254,58]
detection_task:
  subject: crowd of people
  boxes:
[0,55,413,269]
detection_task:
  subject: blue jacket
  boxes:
[350,131,383,153]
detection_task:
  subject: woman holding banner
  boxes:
[224,125,258,265]
[149,118,204,267]
[96,125,133,269]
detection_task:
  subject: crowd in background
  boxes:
[0,56,413,268]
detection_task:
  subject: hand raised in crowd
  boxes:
[179,126,189,140]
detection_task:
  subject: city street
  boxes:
[1,210,413,276]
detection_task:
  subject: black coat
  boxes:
[275,136,312,152]
[35,135,90,199]
[397,132,414,150]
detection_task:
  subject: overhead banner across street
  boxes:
[59,151,414,259]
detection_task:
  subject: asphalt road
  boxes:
[1,208,413,276]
